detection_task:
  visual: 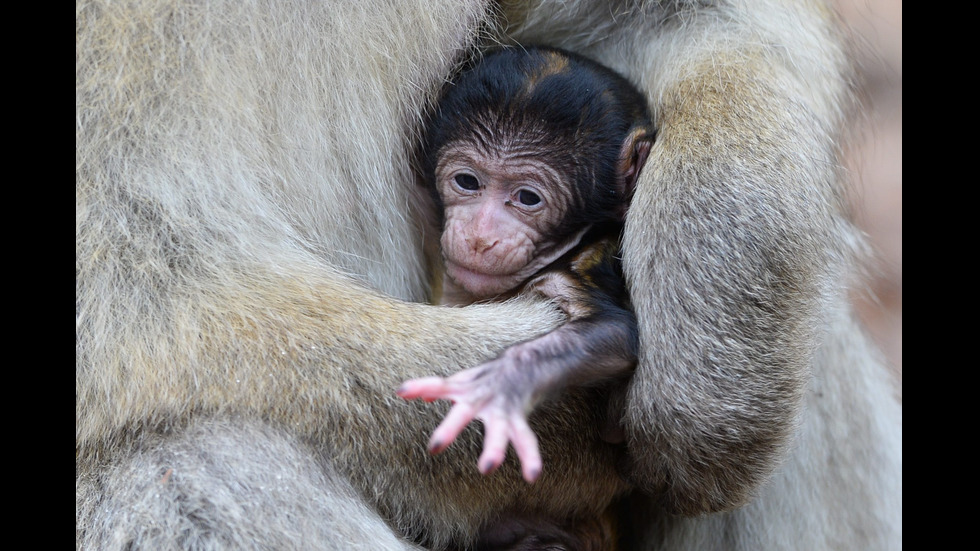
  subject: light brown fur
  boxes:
[77,0,901,549]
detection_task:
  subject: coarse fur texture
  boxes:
[76,0,902,550]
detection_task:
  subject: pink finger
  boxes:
[428,403,476,454]
[478,417,509,475]
[509,417,542,482]
[397,377,450,400]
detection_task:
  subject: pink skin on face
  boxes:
[435,149,585,302]
[439,185,538,299]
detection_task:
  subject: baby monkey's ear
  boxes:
[616,125,655,220]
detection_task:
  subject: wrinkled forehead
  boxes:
[438,118,560,161]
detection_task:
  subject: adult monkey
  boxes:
[76,1,902,551]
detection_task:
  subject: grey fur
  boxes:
[76,0,901,549]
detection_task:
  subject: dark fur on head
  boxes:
[423,46,653,236]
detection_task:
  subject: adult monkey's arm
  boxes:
[76,1,626,548]
[502,1,902,533]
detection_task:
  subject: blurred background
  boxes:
[836,0,902,395]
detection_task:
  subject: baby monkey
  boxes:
[399,46,654,483]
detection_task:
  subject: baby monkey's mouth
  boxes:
[443,260,528,300]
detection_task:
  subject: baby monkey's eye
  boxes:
[517,189,541,206]
[454,173,480,191]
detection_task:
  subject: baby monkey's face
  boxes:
[436,141,584,300]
